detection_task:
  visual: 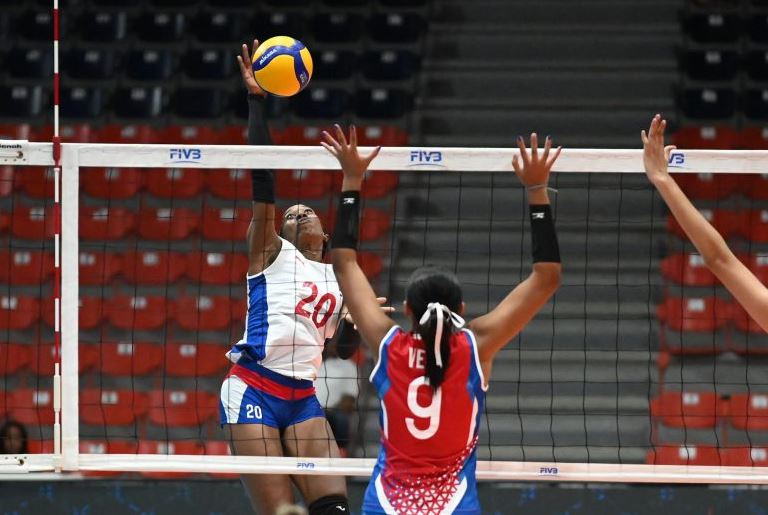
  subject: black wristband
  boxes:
[331,191,361,250]
[530,204,561,263]
[251,169,275,204]
[335,318,361,360]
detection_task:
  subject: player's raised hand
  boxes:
[512,133,561,189]
[641,114,677,186]
[322,124,381,190]
[237,39,266,97]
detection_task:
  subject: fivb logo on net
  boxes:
[668,152,685,168]
[168,148,202,164]
[408,150,446,168]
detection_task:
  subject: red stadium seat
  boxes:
[158,125,219,144]
[80,207,136,240]
[80,388,148,426]
[121,250,186,285]
[95,124,157,144]
[660,253,717,287]
[361,170,398,199]
[217,125,248,145]
[672,126,739,149]
[174,295,233,331]
[356,125,408,146]
[657,296,730,332]
[0,250,54,285]
[729,301,768,354]
[186,252,248,285]
[164,342,229,377]
[673,172,742,201]
[8,388,54,426]
[11,206,54,239]
[358,252,384,278]
[29,343,99,375]
[205,169,251,200]
[0,123,33,140]
[728,393,768,431]
[0,166,14,198]
[0,295,40,330]
[361,208,392,241]
[650,391,720,428]
[740,127,768,149]
[200,207,250,241]
[98,342,164,376]
[145,168,204,199]
[137,440,205,479]
[667,209,741,240]
[747,253,768,284]
[721,447,768,466]
[646,444,722,466]
[106,295,169,331]
[137,207,199,240]
[742,174,768,201]
[275,169,335,200]
[27,440,55,454]
[742,210,768,243]
[1,343,31,373]
[81,167,143,200]
[33,124,93,143]
[79,251,121,286]
[80,440,138,477]
[16,166,55,199]
[147,390,218,427]
[42,297,106,331]
[204,440,238,479]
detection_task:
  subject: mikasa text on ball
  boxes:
[251,36,313,97]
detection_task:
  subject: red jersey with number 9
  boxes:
[364,326,487,514]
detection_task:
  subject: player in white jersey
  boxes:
[218,40,379,515]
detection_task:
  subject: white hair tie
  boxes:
[418,302,465,368]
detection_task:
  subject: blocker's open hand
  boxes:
[237,39,266,97]
[641,114,677,186]
[322,124,381,190]
[511,133,562,188]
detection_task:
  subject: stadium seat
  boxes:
[186,252,249,285]
[667,208,740,240]
[137,207,199,241]
[740,127,768,150]
[0,85,45,118]
[164,342,229,377]
[174,295,233,331]
[147,390,219,427]
[158,125,220,145]
[33,124,93,143]
[113,86,166,119]
[355,88,411,118]
[6,46,52,80]
[145,168,204,199]
[679,87,737,119]
[78,11,128,42]
[660,253,717,287]
[0,295,40,330]
[747,253,768,283]
[1,343,31,374]
[0,123,33,140]
[362,50,420,81]
[16,10,53,41]
[657,296,730,354]
[183,49,233,81]
[79,251,121,286]
[294,88,347,119]
[10,206,54,240]
[313,50,358,81]
[54,296,107,332]
[121,250,186,285]
[252,12,306,39]
[27,440,55,454]
[742,210,768,242]
[682,12,741,43]
[80,206,136,240]
[744,88,768,120]
[357,125,409,146]
[0,167,11,198]
[174,88,226,119]
[60,87,105,119]
[745,48,768,81]
[728,393,768,431]
[95,125,157,144]
[360,170,398,198]
[680,49,739,81]
[650,391,720,428]
[358,252,384,278]
[669,119,719,150]
[137,440,204,479]
[369,13,425,43]
[275,169,335,200]
[135,12,185,43]
[16,166,54,198]
[0,250,54,285]
[721,446,768,466]
[191,11,245,43]
[748,13,768,43]
[106,295,169,331]
[200,207,251,241]
[29,343,99,376]
[646,444,722,465]
[672,172,743,200]
[81,167,143,199]
[217,125,249,145]
[80,440,138,477]
[98,342,164,376]
[8,388,54,426]
[729,301,768,354]
[80,389,149,426]
[279,125,334,145]
[205,168,250,200]
[125,49,174,81]
[64,48,116,81]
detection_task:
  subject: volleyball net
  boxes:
[3,141,768,484]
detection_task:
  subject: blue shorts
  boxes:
[219,363,324,430]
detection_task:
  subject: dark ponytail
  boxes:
[406,266,463,391]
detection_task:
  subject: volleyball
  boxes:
[251,36,313,97]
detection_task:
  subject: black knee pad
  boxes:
[308,494,350,515]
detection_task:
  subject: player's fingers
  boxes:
[541,135,552,162]
[659,118,667,139]
[365,146,381,165]
[545,146,563,169]
[376,296,387,304]
[320,142,338,157]
[350,124,358,148]
[252,39,259,55]
[241,43,251,65]
[334,124,348,147]
[236,55,248,76]
[641,129,649,145]
[664,145,677,161]
[381,307,396,314]
[530,133,539,162]
[321,131,342,151]
[516,136,530,167]
[511,154,522,175]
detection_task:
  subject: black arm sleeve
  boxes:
[248,94,275,203]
